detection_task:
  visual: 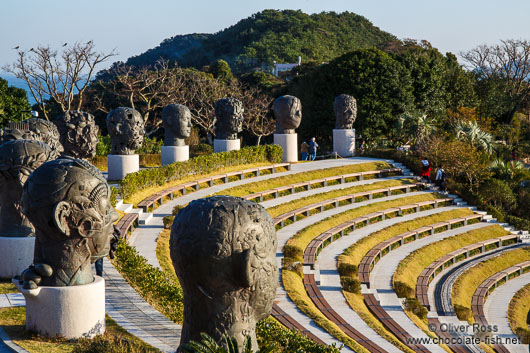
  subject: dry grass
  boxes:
[286,193,442,257]
[0,281,17,294]
[452,247,530,323]
[394,225,510,292]
[401,310,452,353]
[155,229,179,284]
[125,162,278,206]
[282,270,368,353]
[267,178,416,218]
[0,307,160,352]
[508,283,530,335]
[339,208,474,269]
[216,161,392,197]
[343,292,414,352]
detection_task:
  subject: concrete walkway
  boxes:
[483,272,530,353]
[0,294,24,309]
[316,205,472,352]
[369,222,495,353]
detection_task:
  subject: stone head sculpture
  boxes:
[272,95,302,134]
[0,118,64,154]
[55,110,99,159]
[0,140,57,237]
[214,98,243,140]
[106,107,145,155]
[334,94,357,129]
[20,157,118,287]
[170,196,278,351]
[162,104,192,146]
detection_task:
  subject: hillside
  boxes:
[121,9,397,73]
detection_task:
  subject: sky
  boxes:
[1,0,530,72]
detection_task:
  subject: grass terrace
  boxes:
[267,178,417,218]
[508,283,530,344]
[215,161,393,198]
[452,247,530,322]
[285,192,442,259]
[393,225,511,296]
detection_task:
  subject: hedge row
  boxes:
[119,145,283,200]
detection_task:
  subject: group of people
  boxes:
[300,137,319,161]
[421,159,446,191]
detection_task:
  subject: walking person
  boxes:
[420,159,431,182]
[300,141,309,161]
[435,165,446,191]
[359,140,365,155]
[309,137,319,161]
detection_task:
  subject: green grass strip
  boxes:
[508,283,530,343]
[216,161,392,197]
[394,225,510,292]
[286,193,442,259]
[268,178,416,218]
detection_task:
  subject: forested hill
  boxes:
[121,9,397,73]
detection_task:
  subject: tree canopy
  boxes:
[0,77,31,127]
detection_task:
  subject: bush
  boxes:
[136,137,163,154]
[515,327,530,344]
[257,318,340,353]
[340,276,361,294]
[96,135,111,156]
[506,215,530,233]
[112,240,183,323]
[454,304,472,322]
[110,186,118,207]
[404,298,427,319]
[478,178,516,212]
[139,153,161,166]
[163,216,175,229]
[337,262,357,277]
[193,143,214,153]
[119,145,283,200]
[282,244,303,260]
[393,281,414,298]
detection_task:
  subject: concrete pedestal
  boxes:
[107,154,139,180]
[274,133,298,162]
[161,145,189,165]
[14,276,105,339]
[214,139,240,153]
[333,129,355,157]
[0,236,35,279]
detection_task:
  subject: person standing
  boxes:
[435,165,446,191]
[300,141,309,161]
[421,159,431,182]
[309,137,319,161]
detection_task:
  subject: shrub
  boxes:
[515,327,530,344]
[506,215,530,233]
[282,244,303,260]
[340,276,361,294]
[337,263,357,277]
[119,145,283,200]
[194,143,214,153]
[110,186,118,207]
[96,135,111,156]
[404,298,427,319]
[454,304,472,322]
[478,178,516,212]
[393,281,414,298]
[139,153,161,166]
[136,137,163,154]
[163,216,175,229]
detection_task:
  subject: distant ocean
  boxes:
[0,72,39,105]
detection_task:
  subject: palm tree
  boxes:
[454,120,494,154]
[489,159,529,184]
[396,113,436,149]
[181,333,274,353]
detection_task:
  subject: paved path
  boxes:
[483,272,530,353]
[369,222,495,353]
[316,205,472,352]
[0,294,24,309]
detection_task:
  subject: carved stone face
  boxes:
[273,95,302,134]
[106,107,145,155]
[21,157,118,286]
[55,110,99,159]
[0,140,56,237]
[162,104,192,146]
[334,94,357,129]
[214,98,243,140]
[170,196,278,350]
[0,118,64,154]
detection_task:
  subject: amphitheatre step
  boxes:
[138,212,153,225]
[484,272,530,353]
[116,202,133,213]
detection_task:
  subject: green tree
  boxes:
[395,113,436,149]
[454,120,494,154]
[210,59,233,83]
[0,77,31,127]
[289,48,414,144]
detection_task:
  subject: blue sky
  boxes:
[1,0,529,70]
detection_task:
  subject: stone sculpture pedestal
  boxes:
[0,237,35,279]
[161,145,189,165]
[214,139,240,153]
[333,129,355,157]
[14,276,105,339]
[274,133,298,162]
[107,154,139,180]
